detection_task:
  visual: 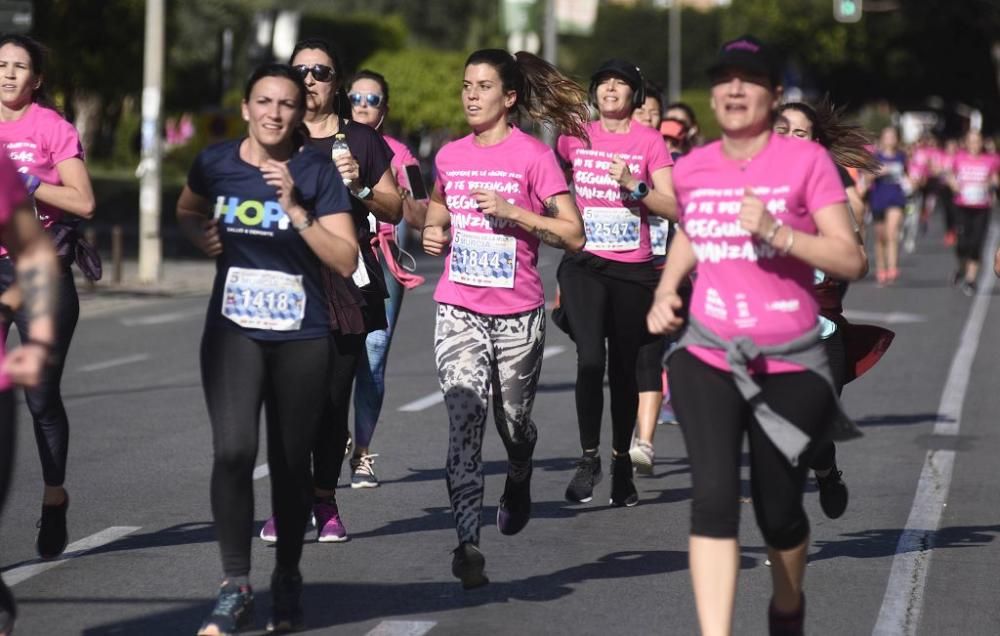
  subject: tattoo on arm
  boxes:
[532,226,567,249]
[542,197,559,217]
[19,265,53,324]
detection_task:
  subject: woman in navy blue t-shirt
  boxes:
[176,63,356,635]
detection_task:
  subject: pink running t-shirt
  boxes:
[0,152,30,390]
[433,126,569,315]
[674,134,846,373]
[951,151,1000,209]
[557,120,672,263]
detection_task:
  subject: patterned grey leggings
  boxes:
[435,303,546,546]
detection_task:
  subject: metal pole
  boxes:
[668,0,681,103]
[138,0,164,284]
[541,0,557,147]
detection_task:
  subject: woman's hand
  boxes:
[197,218,223,257]
[2,342,49,387]
[422,225,450,256]
[738,186,779,242]
[472,189,515,220]
[261,160,299,214]
[333,153,360,185]
[647,289,685,335]
[609,155,638,191]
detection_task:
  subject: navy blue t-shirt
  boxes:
[188,138,351,341]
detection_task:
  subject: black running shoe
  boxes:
[816,468,848,519]
[36,495,69,560]
[497,464,532,536]
[266,569,303,633]
[0,576,15,636]
[197,581,255,636]
[768,594,805,636]
[565,454,602,503]
[610,453,639,507]
[451,542,489,590]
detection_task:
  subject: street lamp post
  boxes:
[137,0,164,284]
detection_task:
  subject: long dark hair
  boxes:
[0,33,54,108]
[289,38,351,117]
[464,48,590,144]
[243,63,308,148]
[779,98,880,173]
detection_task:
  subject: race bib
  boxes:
[961,184,988,206]
[583,206,641,251]
[649,217,668,257]
[352,250,371,288]
[222,267,306,331]
[449,229,516,288]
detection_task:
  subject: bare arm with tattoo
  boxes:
[469,190,586,252]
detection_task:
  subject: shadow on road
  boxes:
[855,412,952,427]
[809,524,1000,562]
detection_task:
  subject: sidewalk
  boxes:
[75,258,215,318]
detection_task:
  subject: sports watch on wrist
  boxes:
[352,185,374,201]
[627,181,649,201]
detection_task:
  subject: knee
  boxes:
[213,442,257,475]
[756,506,810,550]
[576,355,605,380]
[690,492,740,539]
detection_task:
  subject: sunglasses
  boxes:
[292,63,335,83]
[349,92,384,108]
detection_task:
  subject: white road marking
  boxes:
[120,308,204,326]
[253,463,270,480]
[397,345,566,413]
[873,221,999,636]
[2,526,141,586]
[842,309,926,324]
[366,620,437,636]
[77,353,150,373]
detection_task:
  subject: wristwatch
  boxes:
[292,216,314,232]
[352,185,374,201]
[627,181,649,201]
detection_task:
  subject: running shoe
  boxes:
[565,454,602,503]
[197,581,255,636]
[266,569,303,633]
[259,517,278,543]
[497,463,532,536]
[36,494,69,560]
[350,453,380,489]
[768,594,805,636]
[815,467,848,519]
[961,281,977,297]
[610,453,639,507]
[451,542,489,590]
[944,229,957,246]
[951,269,963,287]
[0,576,15,636]
[314,500,349,543]
[628,440,655,476]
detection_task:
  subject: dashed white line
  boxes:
[78,353,150,373]
[253,463,270,480]
[843,309,927,325]
[398,345,566,413]
[366,620,437,636]
[873,221,999,636]
[2,526,141,586]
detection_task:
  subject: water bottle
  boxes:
[330,133,352,185]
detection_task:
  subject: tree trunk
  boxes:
[71,91,103,157]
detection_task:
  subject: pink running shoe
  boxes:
[314,501,349,543]
[259,516,277,543]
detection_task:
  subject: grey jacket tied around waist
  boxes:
[667,317,861,466]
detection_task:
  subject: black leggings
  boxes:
[0,261,78,487]
[0,389,14,520]
[809,325,848,472]
[955,206,989,262]
[668,349,833,550]
[312,333,365,491]
[200,328,330,578]
[636,338,665,393]
[558,256,653,454]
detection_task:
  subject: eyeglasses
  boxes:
[349,92,384,108]
[292,64,335,83]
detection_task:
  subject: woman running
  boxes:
[422,48,587,588]
[664,101,701,153]
[258,39,403,545]
[347,68,428,488]
[947,129,1000,296]
[178,63,357,635]
[774,100,883,520]
[557,59,677,505]
[868,126,908,285]
[0,34,96,561]
[647,36,865,635]
[0,151,59,636]
[632,81,663,131]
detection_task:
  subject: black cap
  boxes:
[707,35,780,87]
[590,59,643,91]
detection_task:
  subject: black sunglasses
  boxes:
[292,63,335,83]
[348,92,384,108]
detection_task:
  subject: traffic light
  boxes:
[833,0,863,23]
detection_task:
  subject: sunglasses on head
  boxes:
[349,92,384,108]
[292,63,335,82]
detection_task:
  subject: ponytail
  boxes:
[780,97,881,174]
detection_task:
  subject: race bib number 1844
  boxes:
[449,229,517,288]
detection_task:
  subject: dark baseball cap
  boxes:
[707,35,780,87]
[590,59,643,91]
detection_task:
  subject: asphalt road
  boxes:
[1,214,999,635]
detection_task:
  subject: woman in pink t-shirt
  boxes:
[0,34,96,564]
[947,129,999,295]
[555,59,677,509]
[421,48,586,589]
[0,150,59,636]
[647,35,865,635]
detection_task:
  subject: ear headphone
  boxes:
[589,64,646,110]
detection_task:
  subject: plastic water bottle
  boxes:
[330,133,352,185]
